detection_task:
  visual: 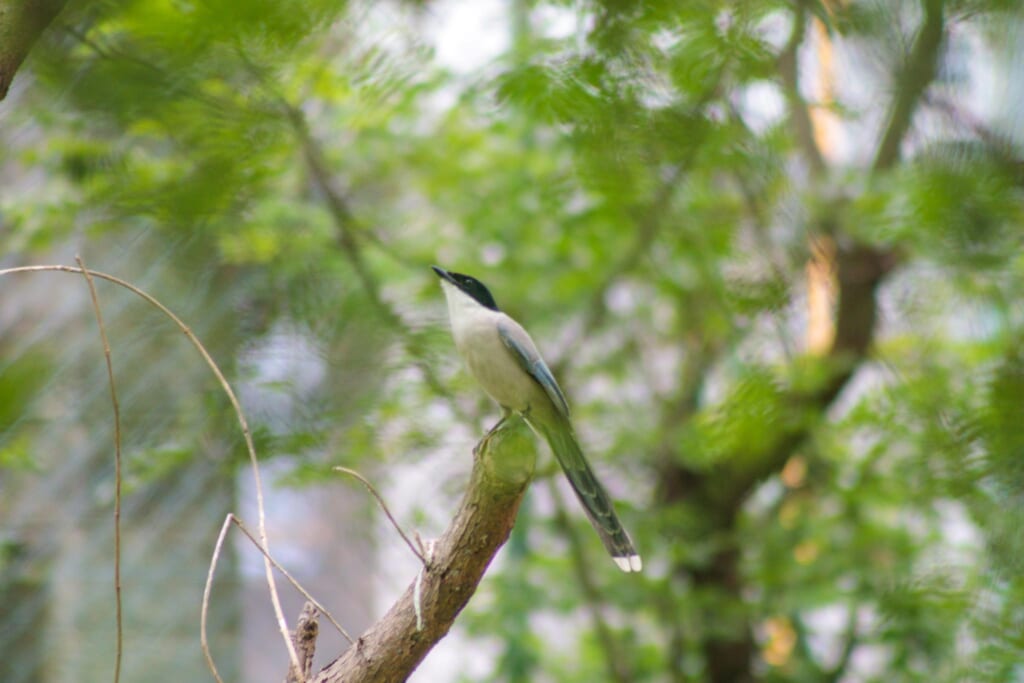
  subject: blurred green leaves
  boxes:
[2,0,1024,681]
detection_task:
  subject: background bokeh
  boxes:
[2,1,1024,682]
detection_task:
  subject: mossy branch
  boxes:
[312,420,536,683]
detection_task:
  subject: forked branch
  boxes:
[312,421,536,683]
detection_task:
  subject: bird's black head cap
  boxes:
[432,265,500,311]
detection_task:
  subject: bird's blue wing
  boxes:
[499,320,640,571]
[497,319,570,418]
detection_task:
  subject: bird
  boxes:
[432,265,641,573]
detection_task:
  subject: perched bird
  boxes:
[432,265,641,572]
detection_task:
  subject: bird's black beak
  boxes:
[431,265,456,286]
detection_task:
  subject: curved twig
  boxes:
[228,514,354,644]
[0,264,302,680]
[75,256,124,683]
[333,466,428,567]
[201,515,234,683]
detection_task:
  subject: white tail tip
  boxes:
[613,554,643,573]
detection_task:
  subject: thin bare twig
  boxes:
[0,264,302,679]
[228,514,354,644]
[201,515,233,683]
[334,466,428,566]
[75,256,123,683]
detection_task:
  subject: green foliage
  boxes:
[2,0,1024,681]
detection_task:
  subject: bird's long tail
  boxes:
[531,416,642,572]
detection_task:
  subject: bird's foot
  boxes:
[474,415,511,456]
[473,432,493,457]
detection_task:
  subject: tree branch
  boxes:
[0,0,69,100]
[285,603,320,683]
[574,161,685,338]
[283,104,388,314]
[312,420,536,683]
[824,604,859,683]
[790,612,825,678]
[270,100,477,424]
[656,235,898,683]
[872,0,946,171]
[723,240,897,506]
[553,75,726,376]
[777,0,827,173]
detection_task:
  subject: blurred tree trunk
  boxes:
[0,0,67,99]
[658,241,895,683]
[654,0,944,675]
